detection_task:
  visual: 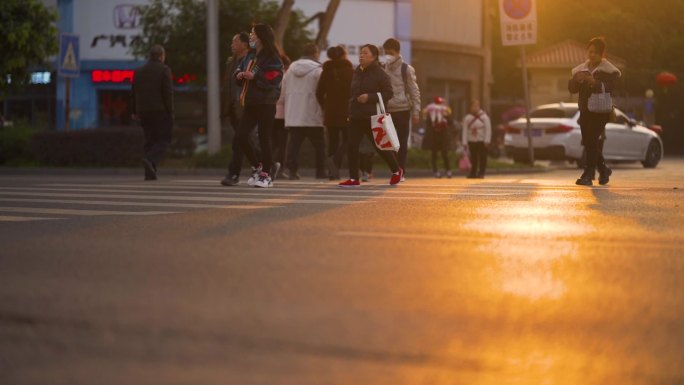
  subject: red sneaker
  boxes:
[389,168,403,185]
[338,179,360,187]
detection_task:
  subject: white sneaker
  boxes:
[254,172,273,188]
[400,176,406,182]
[446,170,453,179]
[247,164,262,186]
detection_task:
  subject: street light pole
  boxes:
[520,45,535,166]
[206,0,221,155]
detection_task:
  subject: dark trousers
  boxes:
[579,111,610,174]
[327,125,347,157]
[391,110,411,172]
[227,113,262,177]
[286,127,326,177]
[327,124,348,170]
[227,113,244,176]
[140,111,172,166]
[347,118,399,180]
[360,152,374,174]
[430,128,450,172]
[231,104,275,175]
[272,118,287,171]
[468,141,488,177]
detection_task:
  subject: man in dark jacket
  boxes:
[221,32,255,186]
[131,45,173,180]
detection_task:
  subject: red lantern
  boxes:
[656,71,678,87]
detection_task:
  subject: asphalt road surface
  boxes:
[1,159,683,385]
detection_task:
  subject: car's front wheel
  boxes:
[641,139,662,168]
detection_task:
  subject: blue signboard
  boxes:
[58,33,80,77]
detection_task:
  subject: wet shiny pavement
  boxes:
[1,160,683,384]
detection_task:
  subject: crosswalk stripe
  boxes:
[167,179,644,190]
[0,191,363,205]
[0,187,525,200]
[0,207,177,216]
[0,198,280,210]
[0,215,64,222]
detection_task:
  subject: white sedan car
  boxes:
[504,102,663,168]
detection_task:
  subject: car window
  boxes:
[530,108,577,118]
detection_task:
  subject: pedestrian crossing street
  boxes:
[0,177,629,223]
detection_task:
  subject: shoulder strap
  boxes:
[467,112,483,129]
[376,92,386,115]
[401,63,412,107]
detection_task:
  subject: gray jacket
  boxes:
[383,55,420,117]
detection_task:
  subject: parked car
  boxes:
[504,102,663,168]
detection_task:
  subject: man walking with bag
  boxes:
[382,38,421,182]
[131,45,173,181]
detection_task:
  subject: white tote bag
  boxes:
[587,83,613,113]
[370,92,400,152]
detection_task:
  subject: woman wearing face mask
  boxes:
[339,44,402,187]
[231,23,284,188]
[569,36,621,186]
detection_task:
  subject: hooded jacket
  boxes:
[281,57,323,127]
[349,61,393,120]
[234,49,283,106]
[568,58,621,113]
[316,58,354,127]
[383,55,421,117]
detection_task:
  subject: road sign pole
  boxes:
[65,78,71,131]
[520,45,534,165]
[206,0,221,155]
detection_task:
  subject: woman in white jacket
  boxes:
[462,100,491,178]
[281,43,326,179]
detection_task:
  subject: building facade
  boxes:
[524,39,626,108]
[297,0,491,122]
[14,0,489,131]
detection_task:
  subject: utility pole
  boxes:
[206,0,221,154]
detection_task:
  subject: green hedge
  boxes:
[0,123,38,165]
[30,127,144,167]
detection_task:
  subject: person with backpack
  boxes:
[422,96,452,178]
[382,38,421,182]
[462,99,491,179]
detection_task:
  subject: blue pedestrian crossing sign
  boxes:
[59,33,80,77]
